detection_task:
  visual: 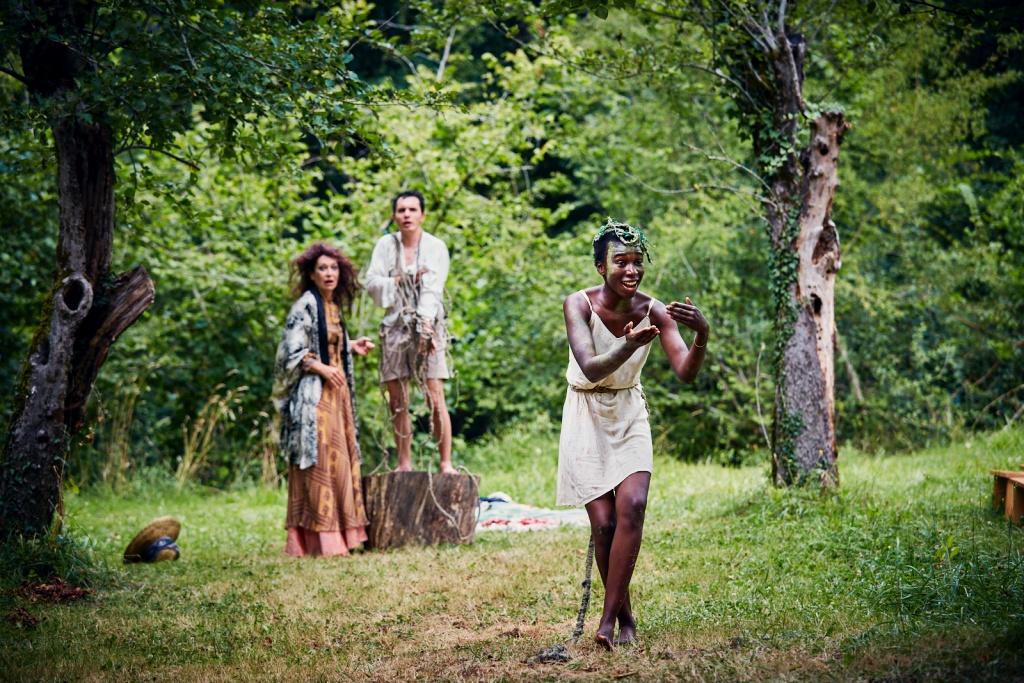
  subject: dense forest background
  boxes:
[2,0,1021,488]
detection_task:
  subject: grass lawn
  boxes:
[2,425,1023,681]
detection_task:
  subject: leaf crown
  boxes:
[592,217,652,262]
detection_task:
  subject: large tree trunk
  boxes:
[772,113,849,486]
[754,26,849,488]
[0,118,154,538]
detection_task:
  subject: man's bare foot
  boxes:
[594,626,614,651]
[615,615,637,645]
[440,463,457,474]
[395,463,412,472]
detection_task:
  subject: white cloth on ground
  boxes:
[476,492,589,532]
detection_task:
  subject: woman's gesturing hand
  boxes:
[666,297,709,337]
[351,336,375,356]
[623,320,661,349]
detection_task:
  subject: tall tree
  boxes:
[706,2,849,486]
[0,1,385,537]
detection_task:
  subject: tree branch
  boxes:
[635,5,687,22]
[806,0,838,45]
[674,61,760,109]
[582,5,762,106]
[373,19,416,31]
[0,65,28,85]
[972,383,1024,427]
[180,30,198,71]
[622,170,771,205]
[899,0,984,19]
[683,141,772,194]
[436,26,457,82]
[143,3,281,74]
[118,145,201,171]
[374,37,419,77]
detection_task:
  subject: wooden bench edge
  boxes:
[991,470,1024,480]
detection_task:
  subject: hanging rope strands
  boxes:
[592,217,653,262]
[571,535,596,643]
[530,533,596,664]
[387,232,433,387]
[372,231,454,473]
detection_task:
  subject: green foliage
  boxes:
[0,1,390,158]
[0,0,437,491]
[526,12,780,461]
[543,0,637,21]
[54,50,588,481]
[65,118,327,485]
[830,14,1024,448]
[535,3,1024,457]
[0,124,57,429]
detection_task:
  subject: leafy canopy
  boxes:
[0,1,419,160]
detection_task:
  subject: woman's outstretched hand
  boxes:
[623,320,661,349]
[666,297,709,337]
[351,336,375,356]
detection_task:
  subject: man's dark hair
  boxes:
[392,190,426,213]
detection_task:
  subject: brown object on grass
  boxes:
[18,580,92,603]
[991,470,1024,524]
[362,471,478,550]
[123,516,180,563]
[5,606,40,629]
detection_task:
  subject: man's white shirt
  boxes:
[365,230,449,326]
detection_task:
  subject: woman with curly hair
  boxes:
[273,242,375,557]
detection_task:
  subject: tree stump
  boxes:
[362,471,479,550]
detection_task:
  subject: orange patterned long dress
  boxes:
[284,301,369,556]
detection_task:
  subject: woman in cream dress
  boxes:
[558,219,709,649]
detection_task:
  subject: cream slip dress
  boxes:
[556,290,655,507]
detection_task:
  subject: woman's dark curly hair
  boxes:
[290,242,360,309]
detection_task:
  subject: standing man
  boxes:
[365,190,456,474]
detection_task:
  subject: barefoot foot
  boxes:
[594,628,614,651]
[614,621,636,645]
